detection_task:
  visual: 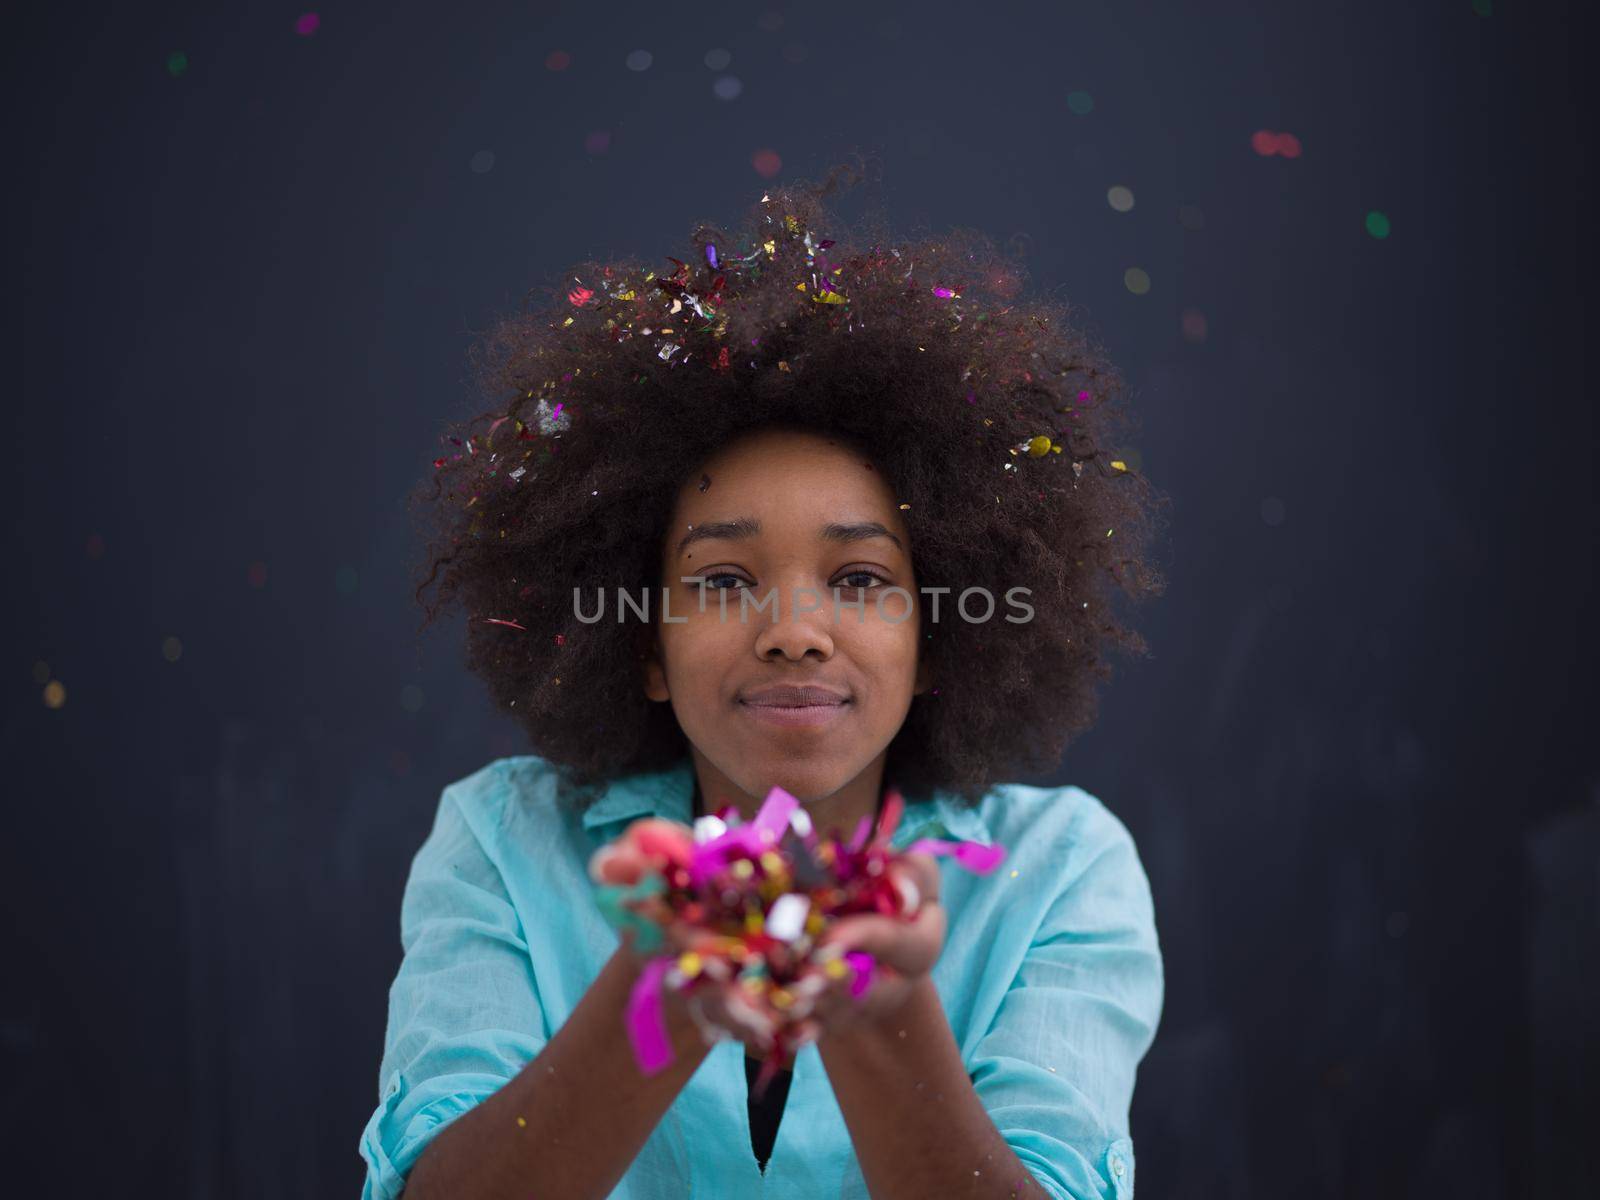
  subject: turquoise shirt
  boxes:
[358,754,1163,1199]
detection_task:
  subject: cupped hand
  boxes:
[595,826,945,1055]
[786,851,945,1047]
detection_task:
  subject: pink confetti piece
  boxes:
[480,617,527,631]
[625,956,675,1074]
[846,951,875,999]
[905,837,1008,875]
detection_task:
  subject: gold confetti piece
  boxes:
[1009,869,1020,878]
[614,289,636,300]
[1110,460,1127,471]
[561,317,573,327]
[1027,436,1052,457]
[731,860,754,878]
[43,680,66,709]
[784,214,800,232]
[763,239,776,255]
[899,503,911,510]
[813,290,846,304]
[777,360,790,371]
[795,281,807,291]
[1106,528,1115,537]
[678,951,703,977]
[516,1116,527,1128]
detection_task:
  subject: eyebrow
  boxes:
[673,517,904,559]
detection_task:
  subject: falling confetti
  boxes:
[1123,267,1151,295]
[1106,186,1135,212]
[1066,90,1094,115]
[293,13,320,36]
[1251,130,1303,158]
[481,617,528,631]
[1365,210,1392,239]
[751,148,782,179]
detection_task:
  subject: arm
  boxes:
[405,941,712,1200]
[817,800,1162,1200]
[818,974,1057,1199]
[357,785,712,1200]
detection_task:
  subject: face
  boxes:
[642,427,931,813]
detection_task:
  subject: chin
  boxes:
[741,759,850,806]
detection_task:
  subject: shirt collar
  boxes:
[581,756,993,848]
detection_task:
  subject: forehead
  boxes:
[668,428,908,538]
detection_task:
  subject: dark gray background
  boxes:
[8,1,1595,1196]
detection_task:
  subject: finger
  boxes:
[816,905,945,976]
[629,818,696,870]
[590,843,650,885]
[894,852,942,908]
[892,902,946,976]
[707,986,778,1054]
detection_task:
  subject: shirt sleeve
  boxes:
[358,778,550,1199]
[968,795,1164,1200]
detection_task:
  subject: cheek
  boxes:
[848,606,923,686]
[658,608,744,689]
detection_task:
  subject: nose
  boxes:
[751,584,836,662]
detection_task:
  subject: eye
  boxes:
[834,569,889,590]
[696,571,749,591]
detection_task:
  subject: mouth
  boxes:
[737,696,852,729]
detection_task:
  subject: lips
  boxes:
[739,684,850,708]
[738,684,851,730]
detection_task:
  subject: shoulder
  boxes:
[431,753,572,846]
[977,780,1139,867]
[973,781,1154,916]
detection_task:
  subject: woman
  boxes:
[360,165,1168,1199]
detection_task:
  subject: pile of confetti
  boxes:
[591,784,1007,1090]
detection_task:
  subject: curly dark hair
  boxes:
[412,160,1169,807]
